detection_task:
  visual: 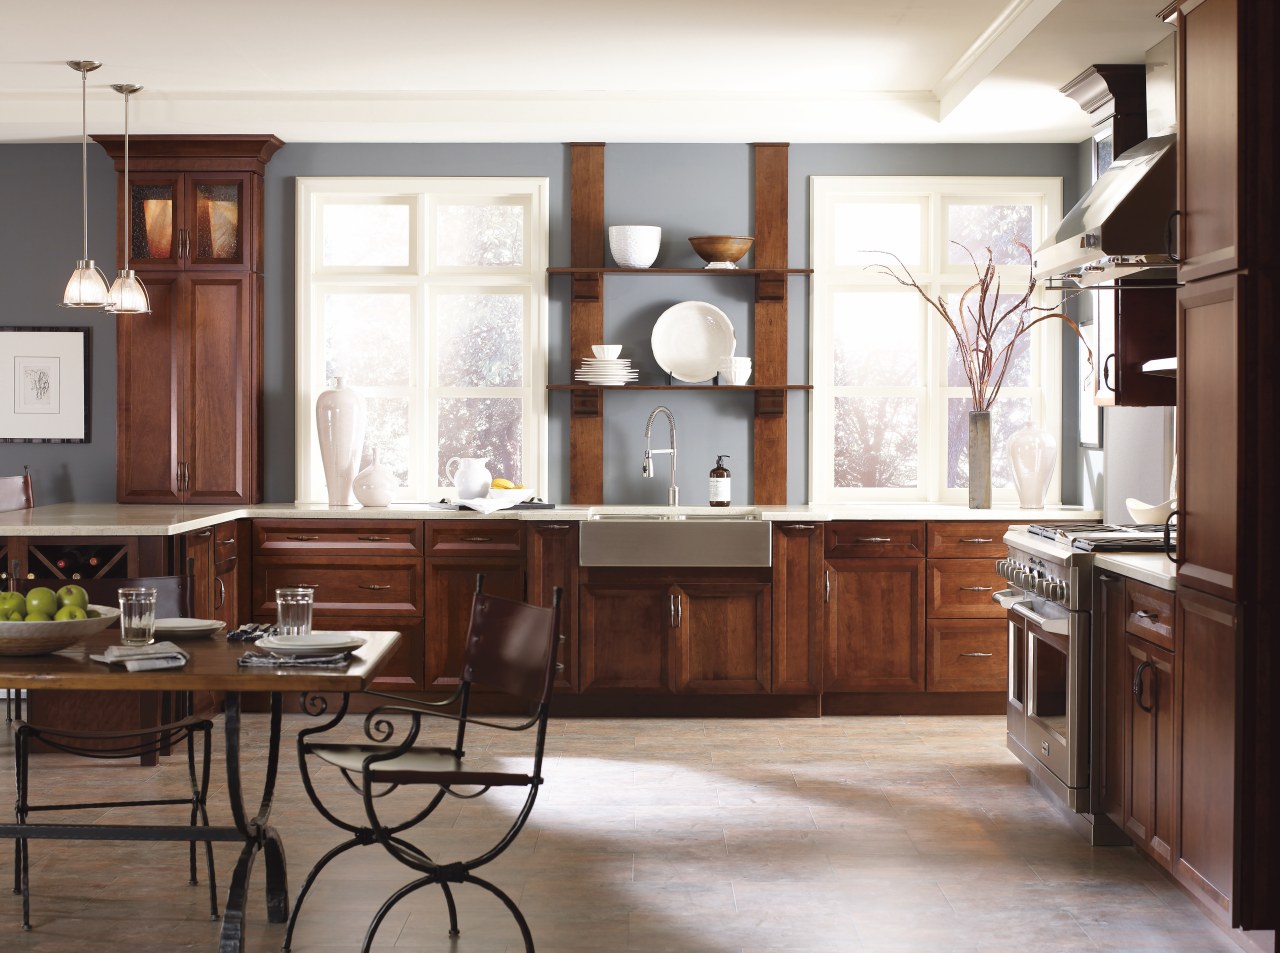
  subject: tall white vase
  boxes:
[1008,421,1058,509]
[316,377,366,506]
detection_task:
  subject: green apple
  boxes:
[85,608,101,618]
[56,584,90,612]
[6,610,22,621]
[25,587,58,618]
[54,604,87,621]
[24,611,52,622]
[0,591,25,618]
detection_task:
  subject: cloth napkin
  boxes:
[452,497,525,514]
[237,651,353,669]
[90,641,190,672]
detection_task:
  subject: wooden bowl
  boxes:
[0,605,120,656]
[689,236,754,266]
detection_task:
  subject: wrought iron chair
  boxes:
[10,574,218,930]
[2,466,34,723]
[284,576,564,953]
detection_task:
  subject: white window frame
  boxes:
[810,176,1064,504]
[295,177,549,503]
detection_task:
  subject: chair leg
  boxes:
[469,872,534,953]
[281,837,365,953]
[441,881,460,937]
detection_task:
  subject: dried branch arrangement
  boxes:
[868,241,1092,412]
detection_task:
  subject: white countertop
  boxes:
[1093,552,1178,590]
[0,501,1101,537]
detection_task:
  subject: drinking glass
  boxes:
[118,587,158,646]
[276,587,314,640]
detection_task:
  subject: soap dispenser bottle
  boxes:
[709,455,731,507]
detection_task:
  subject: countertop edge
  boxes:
[1093,552,1178,591]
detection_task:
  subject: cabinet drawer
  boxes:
[1126,580,1175,652]
[926,620,1007,692]
[825,522,924,558]
[927,559,1004,618]
[253,558,422,617]
[253,520,423,556]
[426,521,524,556]
[926,521,1009,558]
[214,526,239,561]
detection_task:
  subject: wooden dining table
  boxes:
[0,629,401,953]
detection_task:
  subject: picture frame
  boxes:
[1078,327,1102,449]
[0,326,91,443]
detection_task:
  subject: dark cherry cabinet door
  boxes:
[771,523,823,694]
[824,557,925,692]
[1124,635,1177,868]
[673,582,771,694]
[527,522,578,693]
[423,558,525,690]
[579,580,675,694]
[1097,571,1129,835]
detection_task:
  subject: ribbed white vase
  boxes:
[315,377,366,506]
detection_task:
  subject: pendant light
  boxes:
[61,60,110,309]
[106,83,149,314]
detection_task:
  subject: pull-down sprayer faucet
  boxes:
[642,405,678,506]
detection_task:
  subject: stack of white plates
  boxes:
[574,358,638,386]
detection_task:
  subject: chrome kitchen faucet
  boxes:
[642,405,678,506]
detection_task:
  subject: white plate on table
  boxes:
[256,633,366,657]
[650,301,736,382]
[154,618,226,640]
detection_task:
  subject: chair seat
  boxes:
[309,743,536,787]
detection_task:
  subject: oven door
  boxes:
[997,589,1031,749]
[1012,599,1090,804]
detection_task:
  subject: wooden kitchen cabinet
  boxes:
[771,523,824,694]
[527,521,578,693]
[579,568,772,695]
[923,521,1008,696]
[96,135,282,505]
[1124,631,1177,868]
[823,556,925,693]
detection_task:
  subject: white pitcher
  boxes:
[445,456,492,499]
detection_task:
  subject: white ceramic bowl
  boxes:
[592,344,622,360]
[0,605,121,656]
[608,225,661,269]
[719,363,753,385]
[1125,497,1176,525]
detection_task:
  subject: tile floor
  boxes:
[0,712,1242,952]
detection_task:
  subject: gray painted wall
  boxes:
[1,141,1085,506]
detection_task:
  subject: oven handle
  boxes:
[1009,600,1072,638]
[992,588,1031,610]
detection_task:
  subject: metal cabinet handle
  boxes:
[824,568,831,603]
[857,536,891,543]
[1134,610,1160,620]
[358,535,391,541]
[959,537,993,543]
[192,529,212,538]
[295,583,320,590]
[959,585,994,591]
[541,523,571,530]
[1133,659,1154,713]
[218,537,235,545]
[214,576,225,610]
[359,584,392,590]
[960,652,994,658]
[462,536,492,543]
[675,593,681,627]
[670,594,679,627]
[1102,353,1117,392]
[789,524,816,530]
[287,535,320,541]
[1164,509,1180,565]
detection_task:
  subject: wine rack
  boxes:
[23,541,132,581]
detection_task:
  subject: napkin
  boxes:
[454,497,524,514]
[91,641,190,672]
[237,651,353,669]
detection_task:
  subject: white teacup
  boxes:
[592,344,622,360]
[719,359,752,385]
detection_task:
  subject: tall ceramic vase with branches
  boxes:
[868,241,1091,508]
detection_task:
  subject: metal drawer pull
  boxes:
[959,537,993,543]
[959,585,993,591]
[789,524,816,530]
[960,652,994,658]
[218,537,235,545]
[542,524,571,530]
[1134,610,1160,620]
[287,535,320,541]
[358,535,391,541]
[461,536,493,543]
[193,529,212,538]
[1133,659,1154,713]
[214,577,225,610]
[360,584,393,590]
[296,583,319,590]
[857,536,891,543]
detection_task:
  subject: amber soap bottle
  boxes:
[709,455,731,507]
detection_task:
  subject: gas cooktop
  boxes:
[1027,522,1174,552]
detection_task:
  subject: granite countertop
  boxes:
[1093,551,1178,590]
[0,501,1101,537]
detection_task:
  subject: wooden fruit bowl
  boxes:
[689,235,754,267]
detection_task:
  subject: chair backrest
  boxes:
[461,583,562,706]
[24,575,195,618]
[0,468,34,512]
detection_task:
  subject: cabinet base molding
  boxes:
[821,691,1004,716]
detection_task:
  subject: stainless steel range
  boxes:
[998,522,1175,840]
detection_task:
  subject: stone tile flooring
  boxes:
[0,713,1242,952]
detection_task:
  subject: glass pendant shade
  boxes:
[107,268,150,314]
[63,259,111,307]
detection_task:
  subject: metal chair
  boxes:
[10,574,218,930]
[284,576,563,953]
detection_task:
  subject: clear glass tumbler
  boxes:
[276,587,314,640]
[118,587,158,646]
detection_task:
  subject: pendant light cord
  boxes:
[122,87,131,271]
[80,65,89,261]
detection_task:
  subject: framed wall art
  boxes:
[0,326,91,443]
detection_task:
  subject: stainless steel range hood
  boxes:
[1033,133,1176,287]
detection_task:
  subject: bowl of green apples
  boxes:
[0,585,120,656]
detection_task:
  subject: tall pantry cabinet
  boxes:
[94,135,283,504]
[1162,0,1278,935]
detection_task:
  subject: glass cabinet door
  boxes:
[128,174,183,268]
[185,174,250,268]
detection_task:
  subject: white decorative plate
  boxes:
[650,301,736,382]
[256,633,366,657]
[154,618,226,640]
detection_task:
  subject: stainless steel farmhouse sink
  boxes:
[579,513,771,567]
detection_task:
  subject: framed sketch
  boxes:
[1078,329,1102,449]
[0,326,91,443]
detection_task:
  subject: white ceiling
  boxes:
[2,0,1172,145]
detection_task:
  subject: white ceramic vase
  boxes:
[315,377,366,506]
[353,448,397,507]
[1008,421,1058,509]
